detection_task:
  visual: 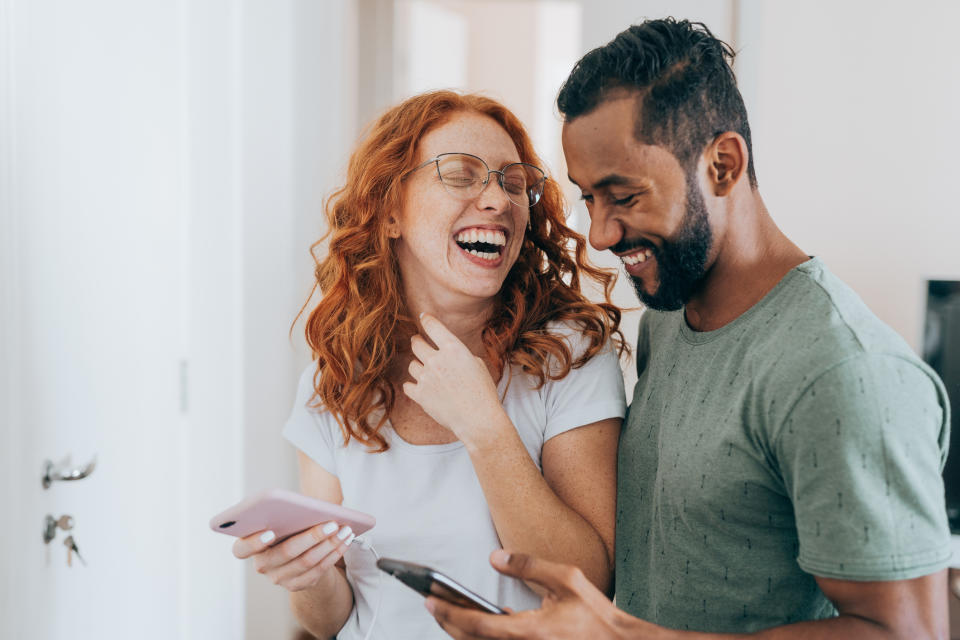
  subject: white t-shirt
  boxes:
[282,326,626,640]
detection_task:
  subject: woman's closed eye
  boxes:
[442,172,478,187]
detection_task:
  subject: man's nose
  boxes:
[588,206,624,251]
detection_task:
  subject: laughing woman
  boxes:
[233,91,626,640]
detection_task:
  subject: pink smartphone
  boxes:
[209,488,375,541]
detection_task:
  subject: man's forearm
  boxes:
[290,566,355,639]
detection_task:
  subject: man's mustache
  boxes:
[610,237,659,257]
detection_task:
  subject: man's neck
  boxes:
[684,194,808,332]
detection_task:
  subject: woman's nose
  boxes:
[474,176,512,213]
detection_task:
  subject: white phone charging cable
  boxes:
[351,535,382,640]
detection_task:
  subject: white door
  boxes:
[0,0,245,637]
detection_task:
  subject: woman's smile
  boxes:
[453,225,509,267]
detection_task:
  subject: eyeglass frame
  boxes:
[403,152,547,208]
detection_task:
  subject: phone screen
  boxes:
[377,557,506,615]
[427,574,505,614]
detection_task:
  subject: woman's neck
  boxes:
[410,301,492,355]
[402,284,494,355]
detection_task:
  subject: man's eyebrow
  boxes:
[592,174,634,190]
[566,173,634,190]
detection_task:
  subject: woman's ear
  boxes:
[386,215,401,239]
[705,132,748,197]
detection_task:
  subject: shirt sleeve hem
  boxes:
[282,420,338,476]
[544,400,626,442]
[797,545,952,581]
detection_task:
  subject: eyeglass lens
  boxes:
[435,153,543,207]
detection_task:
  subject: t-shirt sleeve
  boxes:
[775,353,951,581]
[542,332,627,442]
[281,364,341,475]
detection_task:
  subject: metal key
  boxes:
[63,535,86,567]
[43,514,75,544]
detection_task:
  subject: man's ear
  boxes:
[705,132,748,197]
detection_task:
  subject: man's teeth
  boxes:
[621,248,654,266]
[455,229,506,246]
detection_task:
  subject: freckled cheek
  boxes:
[507,222,526,260]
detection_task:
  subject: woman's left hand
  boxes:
[403,313,508,445]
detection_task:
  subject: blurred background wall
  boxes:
[2,1,958,638]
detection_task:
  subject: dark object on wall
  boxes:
[923,280,960,533]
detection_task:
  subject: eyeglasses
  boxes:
[405,152,546,208]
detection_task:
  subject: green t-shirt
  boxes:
[616,257,951,633]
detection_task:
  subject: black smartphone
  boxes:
[376,557,506,614]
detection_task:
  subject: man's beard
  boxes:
[618,178,712,311]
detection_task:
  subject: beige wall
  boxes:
[737,1,960,351]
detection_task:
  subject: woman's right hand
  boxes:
[232,521,355,592]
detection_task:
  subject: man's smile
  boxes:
[618,247,655,276]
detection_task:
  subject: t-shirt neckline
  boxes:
[383,365,514,454]
[677,256,820,345]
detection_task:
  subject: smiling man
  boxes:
[428,18,952,640]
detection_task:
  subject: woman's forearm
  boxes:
[289,565,355,639]
[464,417,613,592]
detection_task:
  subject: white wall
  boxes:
[737,1,960,351]
[0,0,18,623]
[238,1,359,637]
[184,1,247,637]
[0,1,360,638]
[579,0,735,51]
[0,0,245,637]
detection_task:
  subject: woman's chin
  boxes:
[460,281,507,301]
[440,273,508,303]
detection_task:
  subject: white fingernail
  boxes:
[337,525,352,540]
[345,533,356,546]
[260,531,276,544]
[321,522,338,535]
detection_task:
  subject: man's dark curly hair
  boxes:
[557,18,757,188]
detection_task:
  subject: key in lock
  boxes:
[43,514,74,545]
[63,535,86,567]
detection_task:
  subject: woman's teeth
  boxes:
[466,249,500,260]
[455,229,506,246]
[455,228,506,262]
[621,248,654,266]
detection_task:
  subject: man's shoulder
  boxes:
[764,258,919,375]
[751,260,946,436]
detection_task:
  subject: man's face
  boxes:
[562,93,713,311]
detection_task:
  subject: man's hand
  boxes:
[426,550,951,640]
[427,550,645,640]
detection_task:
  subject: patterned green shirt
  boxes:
[616,258,951,632]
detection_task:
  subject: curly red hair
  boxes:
[303,90,624,451]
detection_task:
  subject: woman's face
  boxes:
[393,112,531,305]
